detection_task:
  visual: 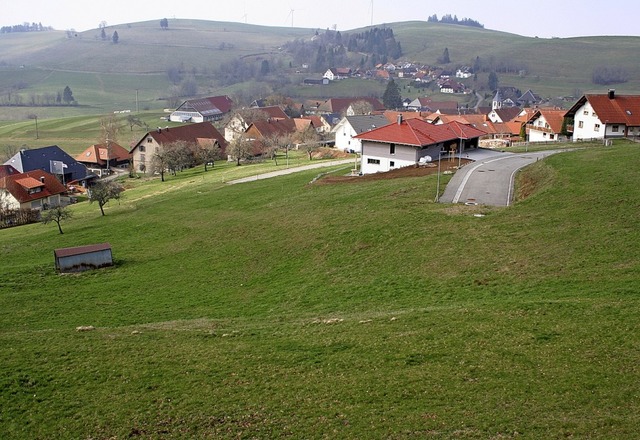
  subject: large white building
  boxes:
[331,115,390,153]
[565,90,640,141]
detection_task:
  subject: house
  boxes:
[518,89,543,107]
[130,122,227,174]
[354,116,486,174]
[299,115,332,134]
[488,107,525,124]
[169,95,234,123]
[75,143,131,175]
[456,68,473,79]
[526,109,568,142]
[406,98,459,113]
[4,145,88,185]
[564,90,640,141]
[316,97,385,116]
[323,68,352,81]
[0,169,67,211]
[332,114,390,153]
[224,106,289,142]
[0,164,19,179]
[244,118,298,141]
[54,243,113,273]
[438,78,467,94]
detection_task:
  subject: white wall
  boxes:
[572,102,604,141]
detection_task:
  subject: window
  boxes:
[578,121,584,128]
[583,110,589,115]
[550,134,555,140]
[147,137,153,143]
[139,145,146,152]
[367,158,381,165]
[594,124,600,132]
[612,125,619,133]
[390,161,395,167]
[390,143,396,155]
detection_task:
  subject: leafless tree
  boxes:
[41,205,73,234]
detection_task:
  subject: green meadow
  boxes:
[1,141,640,438]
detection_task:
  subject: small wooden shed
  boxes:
[54,243,113,273]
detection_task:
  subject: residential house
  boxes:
[323,68,352,81]
[518,89,543,107]
[332,114,390,153]
[4,145,88,185]
[0,169,67,211]
[488,107,525,124]
[438,78,467,94]
[245,118,298,142]
[564,90,640,141]
[354,116,486,174]
[456,68,473,79]
[224,106,289,142]
[526,109,568,142]
[299,115,332,135]
[169,95,234,123]
[316,97,385,116]
[75,143,131,175]
[407,98,458,113]
[130,122,227,174]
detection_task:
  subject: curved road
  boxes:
[439,149,564,206]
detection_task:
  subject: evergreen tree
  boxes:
[112,31,119,44]
[488,72,499,91]
[382,79,402,110]
[62,86,74,104]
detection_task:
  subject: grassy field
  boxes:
[1,141,640,438]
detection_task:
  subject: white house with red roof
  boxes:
[354,116,486,174]
[526,109,568,142]
[564,90,640,141]
[0,169,67,210]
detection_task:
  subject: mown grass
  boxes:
[1,143,640,438]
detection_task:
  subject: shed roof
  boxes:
[54,242,112,258]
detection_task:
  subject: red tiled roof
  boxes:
[54,242,111,258]
[354,118,486,146]
[584,94,640,125]
[255,106,289,120]
[0,170,66,204]
[0,165,19,178]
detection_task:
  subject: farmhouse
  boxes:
[4,145,88,184]
[169,95,234,123]
[75,143,131,175]
[54,243,113,273]
[224,106,290,142]
[316,97,385,116]
[565,90,640,141]
[354,116,485,175]
[130,122,227,174]
[0,169,67,211]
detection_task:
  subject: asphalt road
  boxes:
[439,149,564,206]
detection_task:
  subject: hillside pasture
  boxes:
[1,143,640,438]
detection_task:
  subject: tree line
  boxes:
[427,14,484,28]
[1,23,53,33]
[0,86,76,107]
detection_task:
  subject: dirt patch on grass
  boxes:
[316,159,472,184]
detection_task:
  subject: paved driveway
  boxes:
[439,149,563,206]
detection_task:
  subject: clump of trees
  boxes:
[592,66,629,85]
[0,86,77,107]
[152,140,223,179]
[427,14,484,28]
[1,23,53,33]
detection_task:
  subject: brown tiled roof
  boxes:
[494,107,523,122]
[578,93,640,125]
[0,165,19,178]
[246,119,298,139]
[318,97,385,114]
[528,109,566,133]
[76,143,131,166]
[0,170,66,204]
[136,122,227,152]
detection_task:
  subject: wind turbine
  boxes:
[285,8,295,27]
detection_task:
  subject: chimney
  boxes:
[157,127,161,133]
[397,114,403,125]
[40,176,45,183]
[609,89,615,99]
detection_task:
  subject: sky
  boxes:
[3,0,639,38]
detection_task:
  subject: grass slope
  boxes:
[1,143,640,438]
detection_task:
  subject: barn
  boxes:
[54,243,113,273]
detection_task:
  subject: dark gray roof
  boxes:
[345,115,391,133]
[5,145,88,182]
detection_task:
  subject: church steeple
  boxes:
[492,90,502,110]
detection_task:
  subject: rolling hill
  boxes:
[0,19,639,119]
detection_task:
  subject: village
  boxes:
[2,86,640,229]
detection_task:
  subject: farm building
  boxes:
[54,243,113,273]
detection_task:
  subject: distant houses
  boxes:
[169,95,234,123]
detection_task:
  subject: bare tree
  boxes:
[199,141,223,172]
[297,126,321,160]
[99,114,122,172]
[88,181,124,216]
[350,100,375,115]
[41,205,73,234]
[227,134,254,166]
